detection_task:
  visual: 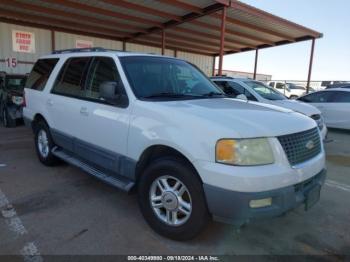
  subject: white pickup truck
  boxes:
[23,48,326,240]
[268,81,307,99]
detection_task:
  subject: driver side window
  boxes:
[85,57,121,100]
[276,83,284,89]
[214,81,233,95]
[229,82,257,101]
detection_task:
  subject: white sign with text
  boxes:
[75,39,93,48]
[12,30,35,53]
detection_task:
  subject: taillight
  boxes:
[23,90,26,107]
[11,96,24,106]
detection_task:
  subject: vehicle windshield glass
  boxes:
[120,56,224,99]
[5,77,26,91]
[244,81,287,100]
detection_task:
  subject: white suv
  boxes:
[23,48,326,240]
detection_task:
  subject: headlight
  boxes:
[216,138,274,166]
[310,114,324,130]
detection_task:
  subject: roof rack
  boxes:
[52,47,123,54]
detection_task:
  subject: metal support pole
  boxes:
[161,30,165,55]
[212,56,216,76]
[122,41,126,51]
[306,39,315,93]
[174,49,177,58]
[218,7,226,76]
[253,49,258,80]
[51,30,55,52]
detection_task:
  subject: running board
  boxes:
[52,148,134,192]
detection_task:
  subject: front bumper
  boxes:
[203,169,326,226]
[7,104,23,119]
[320,125,328,141]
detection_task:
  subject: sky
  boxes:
[216,0,350,81]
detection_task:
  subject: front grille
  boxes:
[278,128,321,166]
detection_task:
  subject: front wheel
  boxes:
[289,95,298,100]
[138,157,209,240]
[34,121,59,166]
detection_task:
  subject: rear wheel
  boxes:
[34,121,59,166]
[289,95,298,100]
[138,157,209,240]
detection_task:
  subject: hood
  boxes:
[269,99,321,117]
[136,98,316,139]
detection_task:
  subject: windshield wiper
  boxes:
[200,92,226,97]
[142,92,194,99]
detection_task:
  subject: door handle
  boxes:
[80,107,89,116]
[46,99,53,106]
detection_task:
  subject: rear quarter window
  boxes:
[331,91,350,103]
[26,58,59,91]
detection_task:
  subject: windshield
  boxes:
[120,56,224,99]
[5,77,26,91]
[244,81,287,100]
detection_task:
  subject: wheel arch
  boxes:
[32,113,49,132]
[135,144,203,185]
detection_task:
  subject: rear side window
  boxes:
[26,58,59,91]
[331,91,350,102]
[52,57,91,97]
[299,91,333,103]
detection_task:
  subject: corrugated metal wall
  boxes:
[126,43,174,57]
[0,22,214,76]
[0,22,51,74]
[55,32,123,51]
[177,51,213,76]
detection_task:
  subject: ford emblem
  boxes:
[305,140,315,150]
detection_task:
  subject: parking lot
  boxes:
[0,126,349,256]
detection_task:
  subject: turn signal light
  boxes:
[249,198,272,208]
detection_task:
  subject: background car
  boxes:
[211,77,327,139]
[0,72,27,127]
[267,81,307,99]
[325,83,350,89]
[320,81,348,89]
[298,88,350,130]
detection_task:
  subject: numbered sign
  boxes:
[5,57,18,68]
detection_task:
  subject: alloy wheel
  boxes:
[149,175,192,226]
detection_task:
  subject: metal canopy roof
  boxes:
[0,0,322,56]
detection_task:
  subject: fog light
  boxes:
[249,197,272,208]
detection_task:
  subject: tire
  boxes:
[138,157,209,240]
[289,95,298,100]
[34,121,59,166]
[2,108,16,128]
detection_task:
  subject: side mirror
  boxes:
[99,81,128,107]
[236,94,248,101]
